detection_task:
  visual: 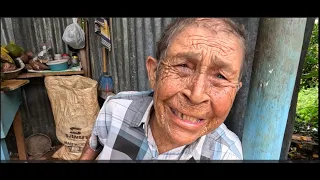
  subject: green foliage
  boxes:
[294,20,318,139]
[300,23,318,89]
[296,87,318,126]
[294,87,318,137]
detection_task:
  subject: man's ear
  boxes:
[146,56,158,89]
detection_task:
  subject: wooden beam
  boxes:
[77,18,91,78]
[1,79,30,91]
[16,71,84,79]
[79,19,91,78]
[13,109,28,160]
[85,19,91,78]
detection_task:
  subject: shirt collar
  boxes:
[129,91,154,129]
[140,100,154,133]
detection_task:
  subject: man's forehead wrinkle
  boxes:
[179,36,236,57]
[170,26,239,55]
[187,36,235,48]
[211,55,238,75]
[165,27,241,71]
[193,18,231,29]
[176,52,202,59]
[190,20,238,37]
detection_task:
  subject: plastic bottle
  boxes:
[40,45,52,61]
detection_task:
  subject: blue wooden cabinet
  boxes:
[1,79,29,162]
[1,89,22,161]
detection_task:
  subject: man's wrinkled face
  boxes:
[147,24,244,146]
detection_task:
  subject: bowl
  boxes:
[26,133,52,157]
[2,58,25,80]
[46,59,68,71]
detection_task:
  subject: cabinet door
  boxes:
[1,88,21,139]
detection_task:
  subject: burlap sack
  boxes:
[44,75,100,160]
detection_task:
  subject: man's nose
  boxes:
[183,74,210,105]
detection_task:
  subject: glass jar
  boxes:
[70,55,79,67]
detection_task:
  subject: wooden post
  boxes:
[78,18,92,78]
[13,109,27,160]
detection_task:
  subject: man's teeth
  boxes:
[182,114,199,122]
[173,109,201,123]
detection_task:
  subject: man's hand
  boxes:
[78,139,101,161]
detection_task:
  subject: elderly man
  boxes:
[79,18,246,161]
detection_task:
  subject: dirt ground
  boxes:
[287,134,319,160]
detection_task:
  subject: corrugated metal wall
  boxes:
[1,17,260,152]
[1,18,73,55]
[108,18,177,92]
[81,18,178,90]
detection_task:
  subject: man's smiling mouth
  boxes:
[170,107,204,124]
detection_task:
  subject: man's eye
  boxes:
[176,63,193,75]
[217,74,226,80]
[179,64,188,68]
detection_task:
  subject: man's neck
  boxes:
[149,111,182,155]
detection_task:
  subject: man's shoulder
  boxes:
[206,123,241,147]
[108,90,153,101]
[209,123,240,142]
[100,91,153,126]
[104,90,153,109]
[203,123,243,160]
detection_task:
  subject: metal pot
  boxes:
[26,133,52,158]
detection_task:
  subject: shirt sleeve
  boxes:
[88,95,114,151]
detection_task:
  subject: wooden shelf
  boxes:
[1,79,30,91]
[16,70,85,79]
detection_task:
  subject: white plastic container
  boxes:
[46,59,68,71]
[54,54,62,60]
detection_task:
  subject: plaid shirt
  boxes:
[89,91,243,161]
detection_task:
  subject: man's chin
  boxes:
[167,130,201,146]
